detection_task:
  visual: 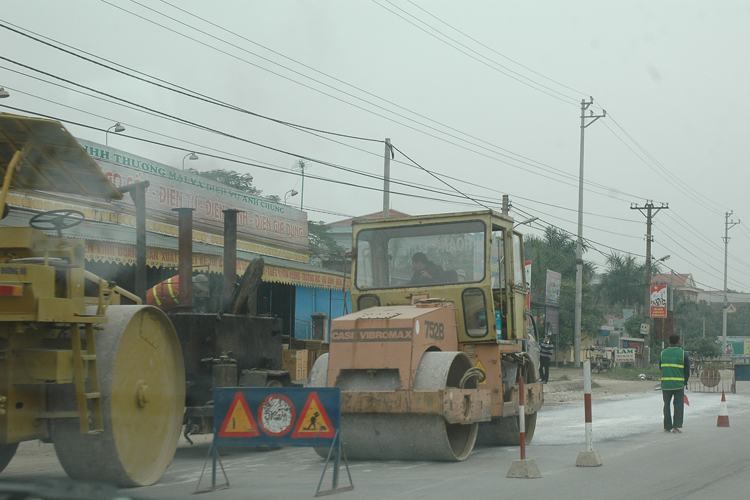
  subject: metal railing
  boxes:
[294,318,312,340]
[688,357,736,393]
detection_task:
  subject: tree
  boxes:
[523,227,602,356]
[524,226,596,306]
[187,168,268,197]
[596,252,664,314]
[686,337,721,358]
[308,220,345,269]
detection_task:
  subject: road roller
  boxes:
[308,209,543,461]
[159,207,291,443]
[0,114,185,486]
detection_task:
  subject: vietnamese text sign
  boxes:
[79,140,308,252]
[615,348,636,363]
[214,387,340,448]
[545,306,559,335]
[650,285,667,318]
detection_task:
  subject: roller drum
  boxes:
[50,305,185,487]
[310,351,479,461]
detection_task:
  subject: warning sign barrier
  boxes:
[215,388,340,447]
[197,387,353,496]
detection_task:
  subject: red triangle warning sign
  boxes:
[219,391,260,438]
[291,392,335,439]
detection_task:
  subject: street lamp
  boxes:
[182,152,198,170]
[284,189,298,205]
[105,122,125,146]
[0,88,9,98]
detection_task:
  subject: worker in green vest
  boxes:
[660,333,690,433]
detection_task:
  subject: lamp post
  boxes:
[284,189,298,205]
[182,152,198,170]
[105,122,125,146]
[0,88,9,98]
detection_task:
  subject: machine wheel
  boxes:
[50,305,185,487]
[476,352,539,446]
[309,352,479,461]
[0,443,19,473]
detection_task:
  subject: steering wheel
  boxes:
[30,209,85,236]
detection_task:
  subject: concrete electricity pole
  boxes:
[383,138,392,218]
[631,201,668,369]
[574,98,606,367]
[722,211,740,355]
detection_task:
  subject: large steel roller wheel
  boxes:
[309,351,479,461]
[51,305,185,487]
[476,352,538,446]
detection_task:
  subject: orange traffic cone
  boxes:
[717,390,730,427]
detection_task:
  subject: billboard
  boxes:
[79,140,309,252]
[545,270,561,306]
[525,260,532,310]
[650,285,668,318]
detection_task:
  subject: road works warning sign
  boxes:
[214,387,341,448]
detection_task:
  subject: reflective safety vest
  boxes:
[660,347,686,390]
[146,276,180,312]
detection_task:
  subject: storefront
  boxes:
[2,139,351,336]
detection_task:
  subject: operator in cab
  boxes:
[408,252,444,285]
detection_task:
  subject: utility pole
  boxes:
[574,98,606,367]
[383,138,392,218]
[722,211,740,356]
[631,201,668,369]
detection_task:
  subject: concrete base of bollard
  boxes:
[506,459,542,478]
[576,450,603,467]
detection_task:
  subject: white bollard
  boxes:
[576,360,602,467]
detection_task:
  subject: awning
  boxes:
[0,114,121,200]
[2,210,350,291]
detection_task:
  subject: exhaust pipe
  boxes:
[223,209,239,304]
[173,207,194,308]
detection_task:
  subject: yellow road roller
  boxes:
[0,114,185,486]
[308,210,543,461]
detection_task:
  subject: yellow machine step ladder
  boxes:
[70,323,104,434]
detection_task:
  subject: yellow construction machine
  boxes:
[308,210,543,460]
[0,114,185,486]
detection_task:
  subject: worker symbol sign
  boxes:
[292,392,336,438]
[214,387,341,448]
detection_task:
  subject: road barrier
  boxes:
[717,390,730,427]
[576,360,602,467]
[196,387,353,496]
[506,376,541,479]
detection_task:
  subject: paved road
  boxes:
[2,383,749,500]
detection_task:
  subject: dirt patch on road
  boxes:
[543,367,659,406]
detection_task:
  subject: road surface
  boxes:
[1,382,748,500]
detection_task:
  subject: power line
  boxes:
[404,0,590,98]
[372,0,580,106]
[1,19,651,205]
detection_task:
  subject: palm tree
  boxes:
[524,227,596,304]
[596,252,652,313]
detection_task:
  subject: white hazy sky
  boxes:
[2,1,749,292]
